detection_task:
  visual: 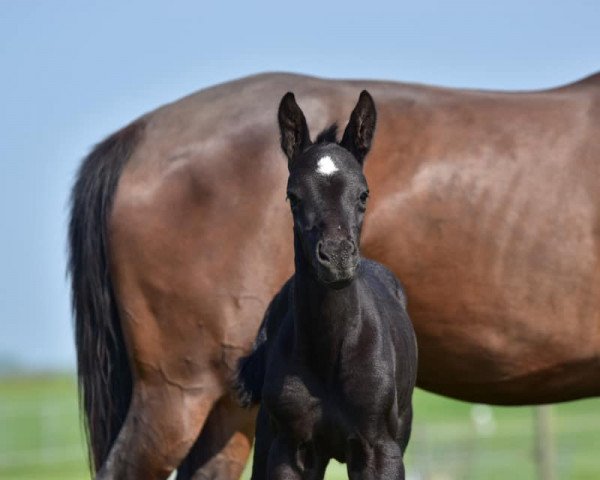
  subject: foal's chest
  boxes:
[264,360,396,454]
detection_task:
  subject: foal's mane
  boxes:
[315,124,338,144]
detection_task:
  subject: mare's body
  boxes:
[69,72,600,479]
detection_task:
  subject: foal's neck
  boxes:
[292,233,361,369]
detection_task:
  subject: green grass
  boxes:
[0,375,88,480]
[1,375,598,479]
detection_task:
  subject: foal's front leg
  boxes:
[266,436,302,480]
[249,406,273,480]
[347,439,405,480]
[267,436,327,480]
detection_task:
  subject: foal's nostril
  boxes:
[317,241,331,264]
[340,239,356,256]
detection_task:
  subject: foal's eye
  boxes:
[286,192,301,210]
[359,191,370,204]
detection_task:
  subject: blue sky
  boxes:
[1,0,599,370]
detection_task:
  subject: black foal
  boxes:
[236,90,417,480]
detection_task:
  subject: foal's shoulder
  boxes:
[234,276,294,407]
[359,258,407,309]
[264,275,295,337]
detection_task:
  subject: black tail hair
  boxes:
[68,119,145,472]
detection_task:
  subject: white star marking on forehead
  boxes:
[316,156,338,176]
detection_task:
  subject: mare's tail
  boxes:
[68,120,145,472]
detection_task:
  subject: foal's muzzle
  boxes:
[315,238,359,286]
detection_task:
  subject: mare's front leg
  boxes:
[267,436,327,480]
[347,439,405,480]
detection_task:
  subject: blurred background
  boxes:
[1,1,599,478]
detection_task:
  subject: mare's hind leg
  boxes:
[176,395,256,480]
[96,379,220,480]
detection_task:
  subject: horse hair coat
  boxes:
[236,91,417,480]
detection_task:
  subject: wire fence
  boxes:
[1,380,599,480]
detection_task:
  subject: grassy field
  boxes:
[0,375,598,479]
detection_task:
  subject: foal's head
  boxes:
[278,90,376,287]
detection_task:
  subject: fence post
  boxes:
[534,405,556,480]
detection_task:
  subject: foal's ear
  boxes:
[340,90,377,165]
[278,92,311,166]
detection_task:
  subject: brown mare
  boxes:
[69,72,600,479]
